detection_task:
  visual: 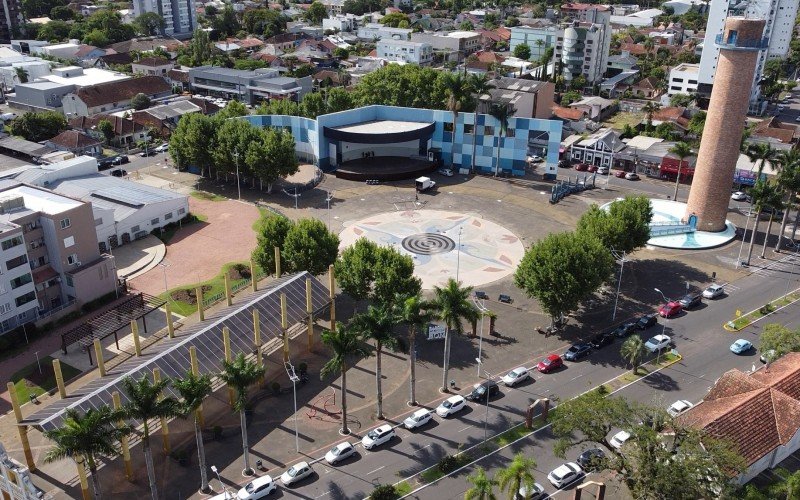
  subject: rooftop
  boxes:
[333,120,434,134]
[39,67,129,87]
[0,183,82,215]
[672,62,699,74]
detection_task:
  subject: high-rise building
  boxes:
[0,0,23,44]
[698,0,797,114]
[685,17,767,232]
[132,0,196,37]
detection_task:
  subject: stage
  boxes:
[335,156,437,181]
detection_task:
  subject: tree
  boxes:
[513,43,531,61]
[121,374,183,500]
[620,336,646,374]
[352,304,401,419]
[49,5,72,19]
[173,371,213,493]
[371,484,400,500]
[282,218,340,275]
[169,113,217,174]
[397,294,432,405]
[9,110,67,142]
[342,0,384,15]
[669,93,694,107]
[81,10,135,45]
[759,323,800,363]
[242,8,287,37]
[352,64,447,109]
[642,101,661,130]
[212,5,241,37]
[182,29,211,67]
[488,102,514,176]
[301,92,327,118]
[431,278,479,393]
[774,149,800,251]
[131,93,152,111]
[576,196,653,253]
[668,142,692,202]
[22,0,63,18]
[745,178,779,265]
[218,353,265,475]
[304,1,327,24]
[465,467,497,500]
[252,215,293,275]
[514,231,614,327]
[133,12,166,35]
[443,73,471,167]
[560,90,581,106]
[43,407,131,500]
[14,66,29,84]
[379,12,409,27]
[459,20,474,30]
[321,321,370,434]
[495,454,536,500]
[97,119,114,144]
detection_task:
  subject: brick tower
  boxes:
[684,17,766,231]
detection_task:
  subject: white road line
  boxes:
[458,425,471,433]
[411,443,434,454]
[366,466,386,476]
[315,490,332,498]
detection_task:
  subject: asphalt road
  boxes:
[221,252,800,500]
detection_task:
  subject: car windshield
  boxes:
[568,346,578,352]
[367,430,378,438]
[288,467,299,477]
[508,371,518,378]
[542,358,552,365]
[245,482,255,493]
[442,401,452,408]
[474,386,486,394]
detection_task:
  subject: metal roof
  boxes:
[26,271,331,431]
[0,137,55,157]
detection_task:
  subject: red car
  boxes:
[587,165,598,173]
[614,170,627,178]
[658,301,683,318]
[574,163,588,171]
[537,354,564,373]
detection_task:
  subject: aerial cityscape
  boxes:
[0,0,799,498]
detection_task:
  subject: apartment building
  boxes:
[188,66,312,104]
[0,182,117,332]
[410,31,482,62]
[132,0,196,36]
[357,23,412,41]
[668,63,699,96]
[376,39,433,65]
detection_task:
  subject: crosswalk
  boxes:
[749,255,800,279]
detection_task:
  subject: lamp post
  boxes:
[475,359,492,444]
[233,151,241,201]
[210,465,230,497]
[159,260,169,294]
[325,191,333,230]
[285,362,300,452]
[456,226,463,283]
[736,210,753,268]
[611,250,626,321]
[472,298,488,377]
[654,287,669,363]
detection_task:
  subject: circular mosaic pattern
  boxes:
[401,233,456,255]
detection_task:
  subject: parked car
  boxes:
[636,314,658,330]
[576,448,606,471]
[547,462,584,488]
[403,409,433,429]
[678,294,702,309]
[502,367,530,387]
[436,395,467,417]
[517,483,547,500]
[587,165,598,173]
[644,334,672,353]
[702,284,725,299]
[438,168,454,177]
[575,163,588,172]
[466,380,500,401]
[731,191,748,201]
[139,149,156,157]
[625,172,640,181]
[498,294,513,304]
[98,157,115,170]
[112,155,129,165]
[589,332,615,349]
[154,143,169,153]
[610,430,631,449]
[280,462,312,485]
[597,166,609,175]
[564,343,592,361]
[236,475,277,499]
[667,400,694,417]
[537,354,563,373]
[527,155,543,163]
[475,291,489,300]
[615,170,627,178]
[658,301,683,318]
[730,339,753,354]
[110,168,127,177]
[324,442,355,464]
[558,160,571,169]
[361,424,396,450]
[612,322,637,338]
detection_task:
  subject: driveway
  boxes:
[128,196,260,296]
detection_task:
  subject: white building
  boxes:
[132,0,197,36]
[698,0,798,114]
[39,66,129,87]
[410,31,482,62]
[322,14,358,33]
[667,63,699,96]
[662,0,706,15]
[377,39,432,65]
[0,57,51,91]
[357,23,412,41]
[609,8,663,27]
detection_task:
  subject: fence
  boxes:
[201,271,269,309]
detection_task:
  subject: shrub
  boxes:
[369,484,398,500]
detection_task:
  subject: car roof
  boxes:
[375,424,393,431]
[248,475,274,487]
[447,395,464,403]
[708,284,722,289]
[412,408,431,417]
[293,461,309,468]
[335,441,352,449]
[546,354,560,360]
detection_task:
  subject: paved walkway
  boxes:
[114,235,165,279]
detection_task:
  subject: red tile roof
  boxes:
[652,106,690,129]
[551,105,585,121]
[561,2,609,11]
[69,114,144,136]
[47,129,101,149]
[752,117,797,145]
[133,57,171,67]
[74,76,172,107]
[475,50,505,63]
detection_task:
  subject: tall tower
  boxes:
[684,17,766,232]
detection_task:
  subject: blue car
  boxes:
[565,343,592,361]
[730,339,753,354]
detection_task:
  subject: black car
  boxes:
[612,322,637,338]
[97,157,115,170]
[564,343,592,361]
[113,155,129,165]
[474,291,489,300]
[636,314,658,330]
[140,149,156,157]
[577,448,606,471]
[589,332,615,349]
[498,294,513,304]
[558,160,571,169]
[466,380,500,402]
[110,168,127,177]
[678,293,702,309]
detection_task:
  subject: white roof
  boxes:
[626,135,664,149]
[39,67,129,87]
[629,8,663,18]
[0,185,82,214]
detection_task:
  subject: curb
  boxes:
[723,288,800,332]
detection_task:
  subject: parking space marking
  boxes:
[366,466,386,476]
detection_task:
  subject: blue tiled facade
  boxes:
[245,105,562,178]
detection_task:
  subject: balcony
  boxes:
[715,34,768,51]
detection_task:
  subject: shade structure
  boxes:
[27,271,330,431]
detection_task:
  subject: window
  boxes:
[444,122,454,132]
[506,128,515,138]
[67,253,78,265]
[131,225,140,232]
[10,274,32,290]
[94,218,103,226]
[164,213,173,220]
[178,208,186,215]
[14,291,36,307]
[151,218,159,225]
[60,218,71,229]
[5,255,27,270]
[0,303,11,314]
[688,80,697,84]
[1,236,23,251]
[63,236,75,248]
[672,78,683,83]
[65,275,73,287]
[464,124,474,134]
[484,126,494,135]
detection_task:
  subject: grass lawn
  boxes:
[493,424,534,447]
[393,481,412,496]
[159,261,263,316]
[191,190,227,202]
[11,356,81,402]
[157,212,208,245]
[603,111,644,131]
[729,290,800,330]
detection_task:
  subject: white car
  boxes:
[403,409,433,430]
[597,166,609,175]
[236,475,277,499]
[154,143,169,153]
[324,442,355,464]
[518,483,547,499]
[438,168,454,176]
[547,462,584,488]
[502,367,530,387]
[610,430,631,449]
[731,191,748,201]
[361,424,396,450]
[667,400,694,417]
[527,155,543,163]
[702,284,725,299]
[280,461,312,486]
[644,334,672,353]
[436,395,467,417]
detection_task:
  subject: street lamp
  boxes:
[233,151,242,201]
[456,226,463,283]
[285,361,300,452]
[159,260,169,294]
[611,250,626,321]
[210,465,231,497]
[736,211,753,268]
[475,359,492,444]
[472,297,488,377]
[654,287,669,362]
[325,191,334,229]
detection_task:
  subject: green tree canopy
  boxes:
[133,12,166,35]
[760,323,800,363]
[282,218,340,275]
[10,111,67,142]
[252,215,293,275]
[97,119,114,144]
[211,5,240,37]
[379,12,410,27]
[130,93,152,110]
[304,1,328,24]
[342,0,385,15]
[169,113,217,173]
[242,8,287,37]
[576,195,653,254]
[513,43,531,60]
[669,92,694,107]
[36,20,71,41]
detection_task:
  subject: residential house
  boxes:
[750,117,799,151]
[108,37,185,57]
[68,114,148,147]
[167,67,190,90]
[95,52,134,69]
[61,75,173,117]
[600,70,639,98]
[45,130,102,157]
[312,69,350,88]
[410,31,482,63]
[606,51,638,76]
[569,96,616,121]
[262,33,305,54]
[323,14,358,33]
[131,57,174,77]
[651,106,691,132]
[187,66,312,104]
[131,98,218,137]
[568,127,623,167]
[477,77,555,120]
[630,76,663,99]
[668,62,699,96]
[357,23,412,41]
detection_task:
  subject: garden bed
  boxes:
[725,289,800,331]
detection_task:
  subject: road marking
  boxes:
[315,490,332,498]
[367,466,386,475]
[412,443,434,454]
[458,425,471,433]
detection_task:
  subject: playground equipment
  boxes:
[550,174,596,204]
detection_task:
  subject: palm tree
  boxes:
[465,467,497,500]
[121,374,183,500]
[669,142,692,202]
[759,183,785,259]
[444,73,471,168]
[219,353,265,475]
[620,336,646,374]
[746,179,773,264]
[352,304,401,419]
[743,143,777,264]
[173,371,213,493]
[397,294,433,405]
[488,102,515,177]
[468,73,492,173]
[432,278,479,392]
[642,101,660,130]
[643,36,655,56]
[775,150,800,251]
[495,453,537,500]
[43,407,131,500]
[321,321,370,435]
